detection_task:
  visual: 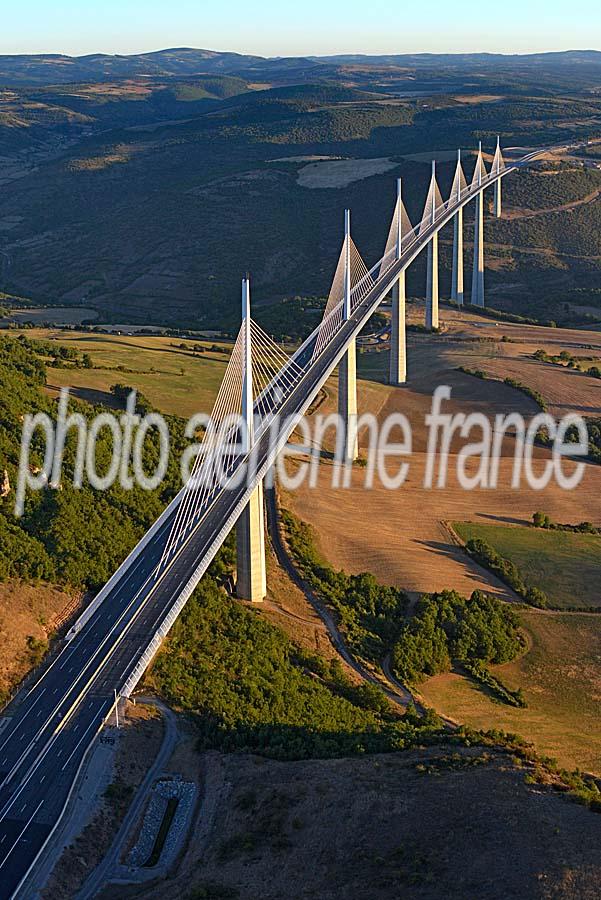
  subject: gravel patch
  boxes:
[127,777,196,868]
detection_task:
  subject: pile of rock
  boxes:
[127,777,196,869]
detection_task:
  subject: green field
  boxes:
[17,329,230,418]
[454,521,601,610]
[419,609,601,774]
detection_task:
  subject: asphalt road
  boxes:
[0,144,560,898]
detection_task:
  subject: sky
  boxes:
[1,0,600,57]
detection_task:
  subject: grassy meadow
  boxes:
[454,521,601,610]
[16,328,231,418]
[419,609,601,774]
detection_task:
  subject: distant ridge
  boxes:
[0,46,600,86]
[311,49,601,65]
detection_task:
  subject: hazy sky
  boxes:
[1,0,600,57]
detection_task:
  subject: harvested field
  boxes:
[297,157,397,188]
[13,328,230,417]
[284,311,601,599]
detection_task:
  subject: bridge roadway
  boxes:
[0,142,570,897]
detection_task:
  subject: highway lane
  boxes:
[0,143,565,898]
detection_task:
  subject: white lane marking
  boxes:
[0,689,46,755]
[0,799,44,873]
[0,700,109,825]
[58,646,78,671]
[0,502,188,813]
[61,713,104,771]
[0,517,169,771]
[0,557,160,790]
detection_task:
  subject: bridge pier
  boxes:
[338,342,358,461]
[236,480,267,602]
[494,177,502,218]
[389,271,407,385]
[426,232,439,329]
[451,207,464,305]
[424,161,439,330]
[471,189,485,307]
[235,276,267,603]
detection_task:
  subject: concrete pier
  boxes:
[389,270,407,385]
[236,480,267,602]
[451,207,464,305]
[426,232,439,329]
[471,189,485,307]
[236,277,266,602]
[494,177,502,218]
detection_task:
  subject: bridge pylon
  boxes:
[338,209,359,462]
[471,143,486,307]
[424,161,440,329]
[450,150,466,306]
[493,136,503,218]
[389,178,407,385]
[236,277,267,603]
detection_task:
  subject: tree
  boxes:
[532,511,550,528]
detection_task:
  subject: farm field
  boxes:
[6,312,600,608]
[437,307,601,418]
[286,313,601,600]
[419,609,601,774]
[453,521,601,609]
[12,328,231,417]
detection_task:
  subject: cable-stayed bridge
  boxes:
[0,139,574,897]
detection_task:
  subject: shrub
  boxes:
[391,589,524,685]
[464,538,549,608]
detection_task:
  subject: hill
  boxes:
[100,747,601,900]
[1,45,601,328]
[0,48,266,86]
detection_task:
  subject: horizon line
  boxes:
[1,45,601,61]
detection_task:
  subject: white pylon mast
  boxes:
[493,136,503,218]
[241,276,253,453]
[396,178,402,260]
[451,149,464,306]
[343,209,351,320]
